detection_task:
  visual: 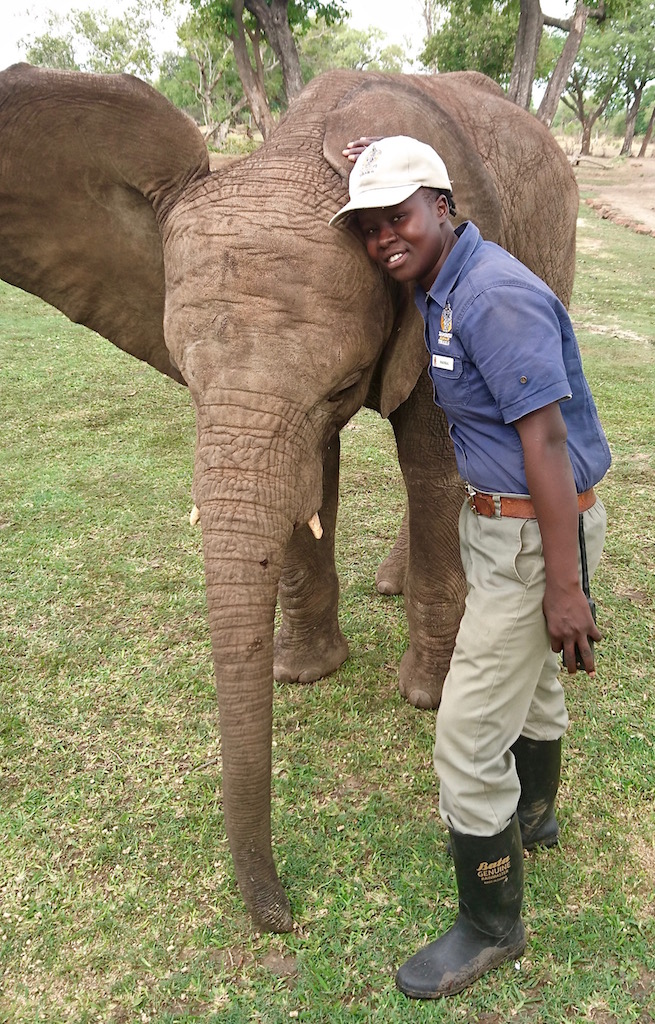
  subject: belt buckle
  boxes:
[466,484,479,514]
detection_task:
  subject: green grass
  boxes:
[0,201,654,1023]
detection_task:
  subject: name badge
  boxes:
[432,354,454,371]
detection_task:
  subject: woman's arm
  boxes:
[514,402,601,675]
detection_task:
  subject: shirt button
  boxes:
[520,375,528,384]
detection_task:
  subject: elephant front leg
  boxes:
[274,434,349,683]
[389,372,466,709]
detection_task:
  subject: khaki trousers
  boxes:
[434,497,607,836]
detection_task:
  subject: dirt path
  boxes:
[573,155,655,236]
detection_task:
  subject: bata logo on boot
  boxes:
[477,855,511,884]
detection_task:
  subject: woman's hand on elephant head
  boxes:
[342,137,383,162]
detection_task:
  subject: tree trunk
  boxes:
[420,0,440,37]
[580,118,592,155]
[581,103,605,155]
[245,0,304,101]
[538,2,590,127]
[621,84,644,157]
[229,0,276,139]
[638,104,655,157]
[508,0,545,109]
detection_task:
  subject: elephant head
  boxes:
[0,64,578,932]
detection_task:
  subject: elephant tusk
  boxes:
[189,504,200,527]
[307,512,323,539]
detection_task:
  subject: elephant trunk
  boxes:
[193,394,323,932]
[203,502,292,931]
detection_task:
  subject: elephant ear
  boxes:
[368,281,428,420]
[0,64,210,383]
[323,74,503,416]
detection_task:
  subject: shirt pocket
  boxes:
[428,352,472,408]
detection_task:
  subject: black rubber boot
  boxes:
[396,816,526,999]
[512,735,561,851]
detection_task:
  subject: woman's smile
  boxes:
[356,189,457,291]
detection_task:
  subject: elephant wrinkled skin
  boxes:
[0,64,578,933]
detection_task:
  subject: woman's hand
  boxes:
[342,136,383,162]
[543,579,601,676]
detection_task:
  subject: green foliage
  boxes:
[156,10,248,127]
[419,0,518,82]
[561,0,655,146]
[298,22,408,78]
[419,0,556,86]
[156,51,208,121]
[636,84,655,133]
[588,28,625,104]
[72,7,156,74]
[22,1,162,77]
[537,24,565,83]
[156,11,408,135]
[23,19,80,71]
[612,1,655,104]
[286,0,350,32]
[190,0,348,39]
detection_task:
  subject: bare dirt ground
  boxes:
[572,153,655,236]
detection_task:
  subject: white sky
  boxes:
[0,0,571,72]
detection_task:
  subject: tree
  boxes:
[426,0,631,128]
[561,52,621,154]
[418,0,441,37]
[637,84,655,156]
[170,10,252,134]
[612,3,655,155]
[506,0,649,128]
[536,1,610,126]
[420,1,519,84]
[189,0,348,138]
[419,0,557,90]
[508,0,545,107]
[23,17,80,71]
[298,21,408,78]
[506,0,611,122]
[417,0,557,107]
[638,104,655,156]
[22,1,163,78]
[559,5,655,157]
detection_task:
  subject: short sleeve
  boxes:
[458,283,573,423]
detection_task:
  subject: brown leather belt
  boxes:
[468,488,596,519]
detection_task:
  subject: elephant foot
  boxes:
[375,550,407,596]
[274,626,349,684]
[398,646,446,710]
[376,510,408,595]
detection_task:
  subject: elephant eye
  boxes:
[328,371,364,402]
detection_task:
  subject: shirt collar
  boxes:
[414,221,481,312]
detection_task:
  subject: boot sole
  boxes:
[396,934,527,999]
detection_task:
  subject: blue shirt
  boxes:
[414,222,611,495]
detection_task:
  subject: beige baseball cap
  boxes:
[329,135,452,227]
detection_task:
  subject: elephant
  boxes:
[0,63,579,934]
